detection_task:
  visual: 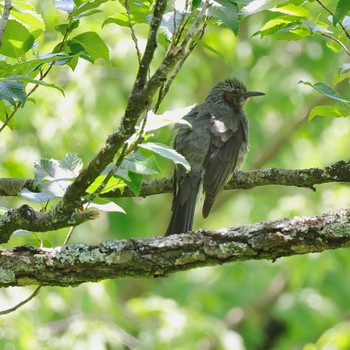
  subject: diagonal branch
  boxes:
[1,208,349,287]
[0,0,11,48]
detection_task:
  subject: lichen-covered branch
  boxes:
[0,205,99,244]
[102,160,350,198]
[1,161,349,200]
[1,208,349,287]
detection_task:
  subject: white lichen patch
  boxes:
[175,251,205,265]
[0,267,16,283]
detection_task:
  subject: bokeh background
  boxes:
[1,0,350,349]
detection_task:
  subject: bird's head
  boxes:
[207,78,265,109]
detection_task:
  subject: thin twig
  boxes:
[0,0,11,48]
[125,0,142,64]
[154,21,207,111]
[315,0,350,40]
[134,0,167,91]
[321,32,350,57]
[63,226,76,246]
[0,285,41,315]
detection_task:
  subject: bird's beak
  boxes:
[245,91,265,98]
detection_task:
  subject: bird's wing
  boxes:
[202,115,246,217]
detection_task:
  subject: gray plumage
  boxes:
[165,78,264,236]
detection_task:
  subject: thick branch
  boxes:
[102,160,350,198]
[0,205,99,244]
[1,161,349,199]
[1,208,350,287]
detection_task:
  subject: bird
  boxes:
[165,78,264,236]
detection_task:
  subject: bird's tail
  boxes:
[165,175,201,236]
[202,193,216,219]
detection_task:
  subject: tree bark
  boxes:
[1,208,349,287]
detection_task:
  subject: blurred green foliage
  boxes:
[1,0,350,349]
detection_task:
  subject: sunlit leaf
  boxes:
[21,188,55,203]
[241,0,282,17]
[139,142,191,171]
[5,75,65,95]
[303,19,332,34]
[55,0,75,13]
[145,105,194,132]
[34,153,83,185]
[73,0,108,17]
[59,152,83,175]
[308,105,350,120]
[10,1,45,31]
[0,53,73,76]
[71,32,110,62]
[270,4,310,17]
[119,149,160,175]
[88,201,126,213]
[333,64,350,85]
[0,20,35,59]
[87,175,126,194]
[260,17,297,37]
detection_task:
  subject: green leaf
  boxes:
[55,20,80,35]
[71,32,110,62]
[241,0,282,17]
[122,171,143,196]
[87,175,126,194]
[119,149,160,176]
[0,80,26,106]
[139,142,191,171]
[260,17,297,37]
[0,20,35,59]
[299,81,350,103]
[210,0,239,34]
[55,0,75,13]
[270,4,310,17]
[0,100,14,129]
[103,11,147,27]
[192,38,227,62]
[308,105,350,120]
[333,0,350,25]
[333,64,350,85]
[10,1,45,31]
[5,74,65,95]
[73,0,109,17]
[0,53,73,76]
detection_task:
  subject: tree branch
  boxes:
[0,205,99,244]
[1,161,349,200]
[0,208,349,287]
[101,160,350,198]
[0,0,11,48]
